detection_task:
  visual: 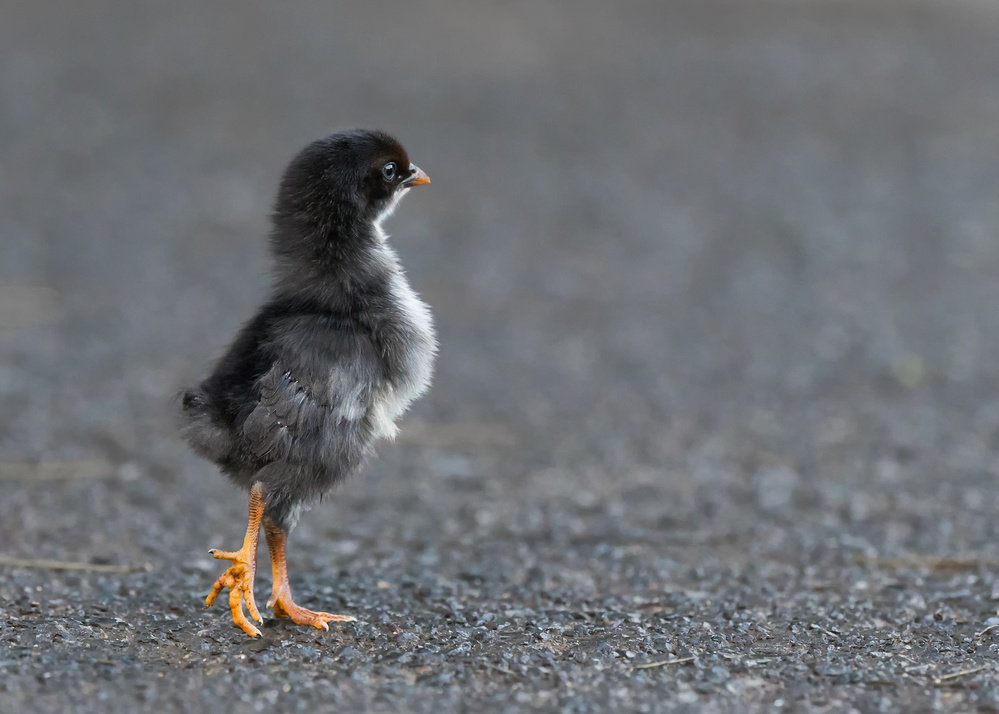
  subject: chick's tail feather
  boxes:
[180,387,207,411]
[178,386,235,463]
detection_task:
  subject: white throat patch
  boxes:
[373,188,409,237]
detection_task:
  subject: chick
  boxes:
[180,130,436,636]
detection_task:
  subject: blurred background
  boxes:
[3,1,999,711]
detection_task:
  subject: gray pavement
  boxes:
[3,1,999,711]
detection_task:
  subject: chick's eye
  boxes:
[381,162,397,182]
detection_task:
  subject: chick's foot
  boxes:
[267,587,356,630]
[204,483,265,637]
[205,546,262,637]
[264,518,356,631]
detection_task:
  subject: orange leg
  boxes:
[264,519,356,630]
[205,482,265,637]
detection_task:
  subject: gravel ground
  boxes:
[3,1,999,711]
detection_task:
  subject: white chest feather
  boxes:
[367,235,437,441]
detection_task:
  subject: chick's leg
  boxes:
[205,482,265,637]
[264,518,356,630]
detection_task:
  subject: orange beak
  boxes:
[402,163,430,187]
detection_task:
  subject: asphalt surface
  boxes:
[3,1,999,711]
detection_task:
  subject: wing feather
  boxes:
[239,316,380,463]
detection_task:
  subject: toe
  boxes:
[210,549,240,560]
[228,580,260,637]
[244,584,262,623]
[205,570,235,608]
